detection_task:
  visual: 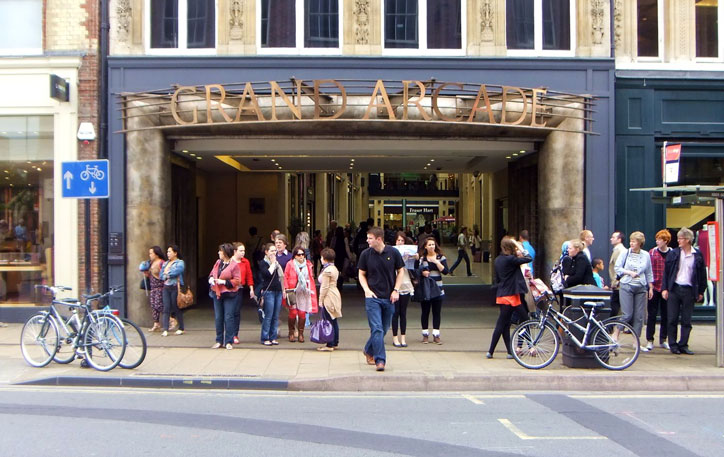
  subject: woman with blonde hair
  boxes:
[615,231,654,351]
[563,239,596,288]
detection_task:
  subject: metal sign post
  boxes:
[61,160,110,293]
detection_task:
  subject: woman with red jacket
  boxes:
[284,245,318,343]
[209,243,241,350]
[231,242,255,344]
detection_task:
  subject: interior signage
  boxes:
[168,79,550,128]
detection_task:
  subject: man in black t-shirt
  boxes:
[357,227,405,371]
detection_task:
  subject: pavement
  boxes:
[1,284,723,391]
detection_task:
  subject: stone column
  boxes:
[538,113,585,278]
[124,99,170,325]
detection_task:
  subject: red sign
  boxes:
[663,143,682,184]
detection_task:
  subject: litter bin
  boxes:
[561,285,612,368]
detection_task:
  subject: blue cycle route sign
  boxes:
[61,160,110,199]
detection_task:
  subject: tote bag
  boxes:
[310,312,334,344]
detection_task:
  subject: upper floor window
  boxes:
[0,0,42,55]
[696,0,721,59]
[259,0,341,53]
[506,0,574,55]
[637,0,660,58]
[382,0,464,55]
[148,0,215,52]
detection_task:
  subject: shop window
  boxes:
[0,0,42,55]
[696,0,721,59]
[506,0,574,55]
[148,0,216,52]
[383,0,464,54]
[0,116,54,306]
[259,0,341,53]
[637,0,660,58]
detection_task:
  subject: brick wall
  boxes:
[45,0,104,294]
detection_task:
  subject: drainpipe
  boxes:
[99,0,110,293]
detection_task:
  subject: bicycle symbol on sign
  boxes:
[80,165,105,181]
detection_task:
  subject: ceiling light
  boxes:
[271,159,276,162]
[512,153,518,156]
[350,159,355,162]
[430,159,435,162]
[505,156,511,159]
[519,150,525,153]
[196,157,202,160]
[189,153,196,157]
[36,167,41,171]
[182,150,189,153]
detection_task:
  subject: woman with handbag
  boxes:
[486,237,532,358]
[160,244,186,337]
[284,245,318,343]
[143,246,166,332]
[414,237,449,345]
[316,248,341,351]
[209,243,242,350]
[392,232,416,348]
[259,243,285,346]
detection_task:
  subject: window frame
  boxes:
[0,0,43,56]
[256,0,344,55]
[695,1,724,63]
[381,0,467,56]
[505,0,576,57]
[144,0,218,55]
[634,0,664,62]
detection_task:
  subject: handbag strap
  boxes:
[260,264,278,296]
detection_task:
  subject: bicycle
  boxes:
[21,285,126,371]
[47,285,145,369]
[80,164,105,181]
[510,289,640,371]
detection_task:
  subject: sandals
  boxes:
[148,323,161,332]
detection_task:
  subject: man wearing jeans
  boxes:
[662,227,707,355]
[357,226,404,371]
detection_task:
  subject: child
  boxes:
[316,248,342,351]
[592,258,607,289]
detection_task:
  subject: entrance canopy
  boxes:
[119,79,594,174]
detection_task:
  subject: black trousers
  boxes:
[392,293,410,336]
[667,284,695,350]
[488,304,516,354]
[420,296,443,331]
[646,289,667,343]
[322,306,339,348]
[610,289,621,317]
[162,285,184,331]
[449,249,472,275]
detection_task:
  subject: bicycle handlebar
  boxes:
[81,285,124,301]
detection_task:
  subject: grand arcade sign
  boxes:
[120,79,593,133]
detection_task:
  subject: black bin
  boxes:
[560,285,612,368]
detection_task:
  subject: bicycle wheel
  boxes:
[119,318,147,369]
[53,316,78,364]
[510,320,559,369]
[83,315,126,371]
[591,321,640,370]
[20,314,59,367]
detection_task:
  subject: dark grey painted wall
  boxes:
[106,57,615,312]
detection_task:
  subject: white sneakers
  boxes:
[661,341,670,350]
[645,341,654,351]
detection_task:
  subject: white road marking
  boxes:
[462,394,485,405]
[498,418,606,440]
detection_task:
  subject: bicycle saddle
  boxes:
[581,301,605,308]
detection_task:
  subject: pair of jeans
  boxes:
[420,296,442,331]
[213,294,237,345]
[260,290,282,342]
[667,284,695,350]
[322,306,339,348]
[392,293,410,336]
[646,289,668,343]
[364,297,394,364]
[449,249,472,276]
[162,285,184,331]
[232,287,247,338]
[620,282,647,337]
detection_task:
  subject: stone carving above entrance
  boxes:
[116,0,132,41]
[613,0,623,50]
[591,0,605,45]
[354,0,370,45]
[229,0,244,41]
[480,0,494,42]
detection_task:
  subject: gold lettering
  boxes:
[171,86,198,125]
[313,80,347,120]
[468,84,496,124]
[233,82,265,121]
[530,88,547,127]
[363,80,396,120]
[205,84,234,123]
[402,81,431,121]
[432,82,463,122]
[270,80,302,120]
[500,86,528,125]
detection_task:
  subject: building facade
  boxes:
[0,0,104,320]
[104,0,616,324]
